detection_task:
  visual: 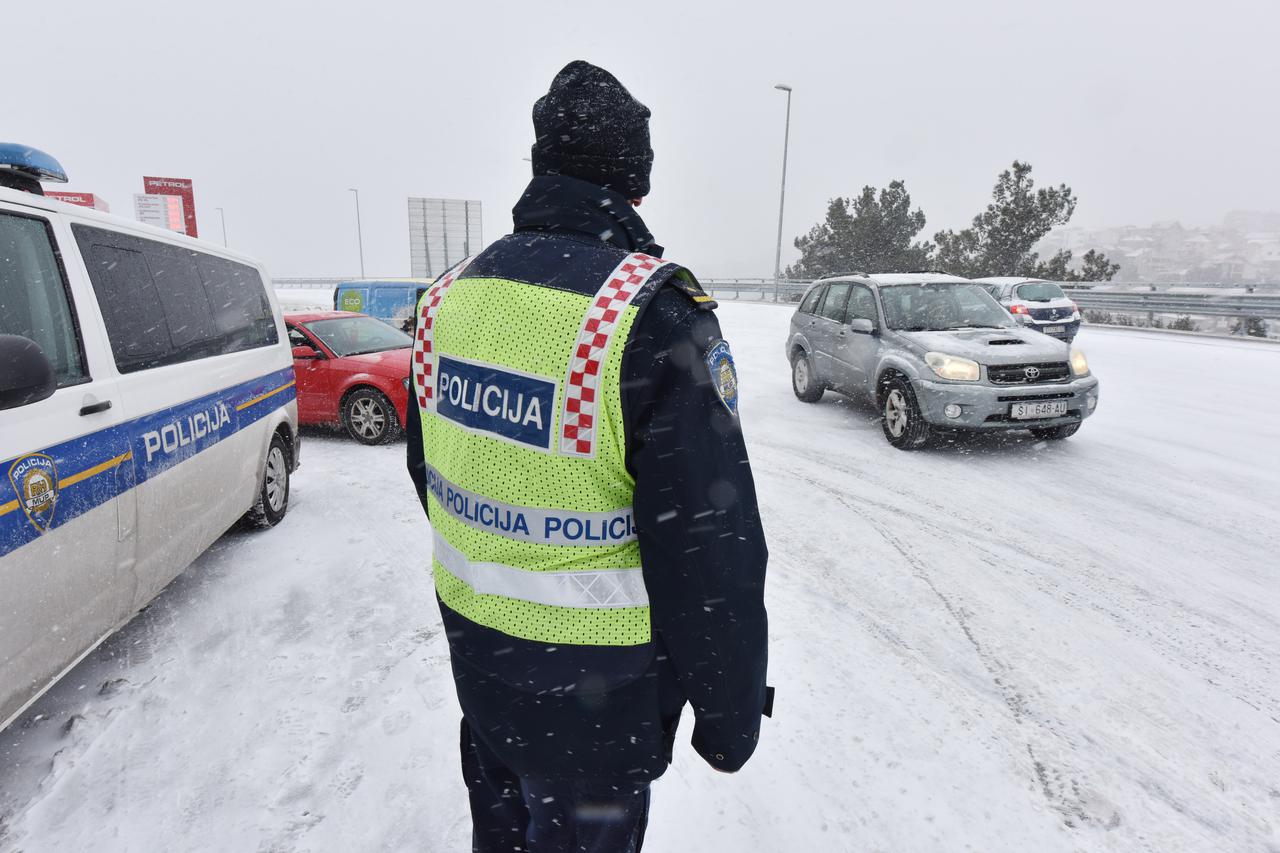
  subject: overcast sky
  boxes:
[11,0,1278,279]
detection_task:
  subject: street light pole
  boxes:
[349,187,366,278]
[772,84,793,303]
[215,206,228,247]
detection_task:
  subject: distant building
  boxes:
[1038,212,1280,284]
[1224,210,1280,233]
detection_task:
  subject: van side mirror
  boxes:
[848,317,877,335]
[0,334,57,410]
[291,345,322,360]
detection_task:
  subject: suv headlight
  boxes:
[1070,348,1090,377]
[925,352,981,382]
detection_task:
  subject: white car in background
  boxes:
[977,277,1081,343]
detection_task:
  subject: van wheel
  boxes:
[1030,423,1080,441]
[343,388,398,445]
[246,433,290,528]
[880,376,932,450]
[791,352,823,402]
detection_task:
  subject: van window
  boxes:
[84,244,171,370]
[147,245,218,352]
[0,212,86,387]
[196,255,277,350]
[74,225,277,372]
[798,286,823,315]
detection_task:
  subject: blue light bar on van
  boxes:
[0,143,69,183]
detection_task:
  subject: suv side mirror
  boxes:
[0,334,57,410]
[848,317,877,335]
[291,345,322,360]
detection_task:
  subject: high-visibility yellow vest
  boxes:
[412,248,684,646]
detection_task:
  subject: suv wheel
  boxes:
[791,351,823,403]
[880,376,932,450]
[245,432,290,528]
[343,388,399,445]
[1030,423,1080,441]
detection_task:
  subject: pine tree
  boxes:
[788,181,933,278]
[933,161,1119,281]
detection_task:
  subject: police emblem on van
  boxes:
[436,356,557,451]
[8,454,59,533]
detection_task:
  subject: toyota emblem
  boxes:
[1024,366,1041,380]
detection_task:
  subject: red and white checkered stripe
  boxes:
[560,252,671,458]
[412,256,477,413]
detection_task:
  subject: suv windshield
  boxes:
[304,316,412,356]
[1014,281,1066,302]
[880,283,1015,332]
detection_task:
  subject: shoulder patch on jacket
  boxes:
[667,268,718,311]
[706,340,739,415]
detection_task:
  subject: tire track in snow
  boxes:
[755,457,1127,834]
[762,444,1280,724]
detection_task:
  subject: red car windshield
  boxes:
[304,317,412,357]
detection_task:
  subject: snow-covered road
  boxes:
[2,305,1278,852]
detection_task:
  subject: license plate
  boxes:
[1010,400,1068,420]
[1043,325,1065,334]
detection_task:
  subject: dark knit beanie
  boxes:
[531,61,654,199]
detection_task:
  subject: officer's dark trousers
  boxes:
[461,720,650,853]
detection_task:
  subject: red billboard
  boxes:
[46,191,110,212]
[142,176,197,238]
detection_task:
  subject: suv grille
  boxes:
[987,362,1071,385]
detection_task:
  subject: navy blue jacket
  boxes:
[406,176,770,781]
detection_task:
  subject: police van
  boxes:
[0,146,299,730]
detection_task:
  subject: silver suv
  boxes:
[785,273,1100,449]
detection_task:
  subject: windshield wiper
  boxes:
[943,324,1006,330]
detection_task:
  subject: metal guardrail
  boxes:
[700,279,1280,320]
[1068,291,1280,320]
[703,280,811,301]
[273,277,353,290]
[274,276,1280,321]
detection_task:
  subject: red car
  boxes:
[284,311,413,444]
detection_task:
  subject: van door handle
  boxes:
[80,400,112,416]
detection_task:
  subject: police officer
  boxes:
[406,60,770,853]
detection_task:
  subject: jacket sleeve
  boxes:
[623,285,770,773]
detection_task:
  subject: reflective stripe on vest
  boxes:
[423,462,637,546]
[559,252,669,458]
[434,532,649,609]
[412,256,478,414]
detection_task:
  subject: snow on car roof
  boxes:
[974,277,1047,285]
[866,272,974,286]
